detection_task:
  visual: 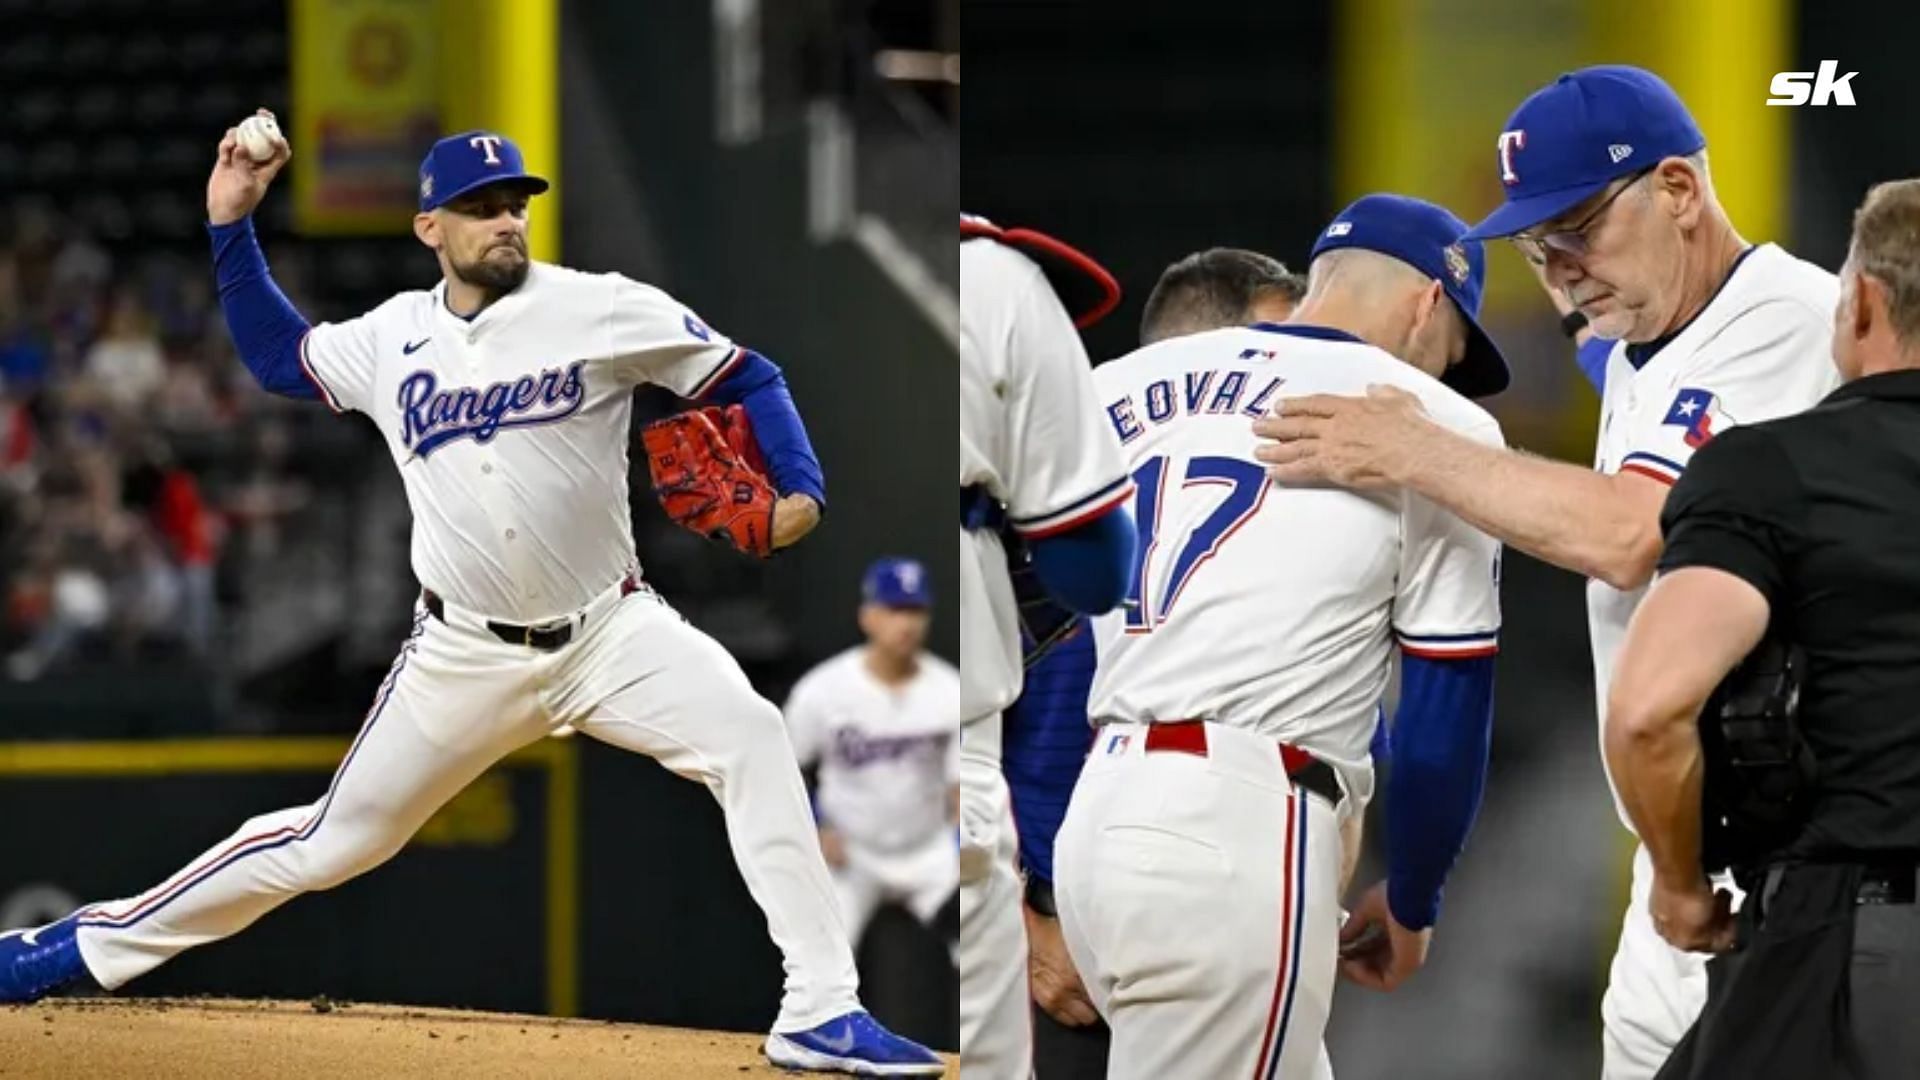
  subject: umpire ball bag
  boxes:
[1699,637,1817,885]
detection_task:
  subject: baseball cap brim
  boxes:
[1446,311,1510,398]
[428,172,551,212]
[1460,179,1609,241]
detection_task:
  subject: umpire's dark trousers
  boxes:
[1656,862,1920,1080]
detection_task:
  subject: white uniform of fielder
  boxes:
[1588,243,1839,1079]
[960,232,1134,1079]
[1056,323,1504,1080]
[785,587,961,942]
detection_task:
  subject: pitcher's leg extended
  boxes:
[559,593,942,1074]
[63,615,538,992]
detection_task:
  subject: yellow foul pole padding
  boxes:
[437,0,561,262]
[1590,0,1791,243]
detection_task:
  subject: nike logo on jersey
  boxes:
[1106,368,1287,445]
[402,337,432,355]
[398,360,587,458]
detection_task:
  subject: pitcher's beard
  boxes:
[451,246,529,294]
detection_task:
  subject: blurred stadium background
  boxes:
[967,0,1915,1075]
[0,0,957,1050]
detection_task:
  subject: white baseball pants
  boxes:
[72,581,860,1031]
[1602,844,1726,1080]
[958,714,1033,1080]
[1055,722,1342,1080]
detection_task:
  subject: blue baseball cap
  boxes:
[862,557,932,609]
[418,130,550,212]
[1463,66,1705,241]
[1311,194,1510,398]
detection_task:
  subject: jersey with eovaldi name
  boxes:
[1086,324,1504,808]
[784,647,960,852]
[297,261,747,623]
[1588,242,1840,828]
[960,236,1134,728]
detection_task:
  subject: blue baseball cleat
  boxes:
[0,915,90,1004]
[763,1009,946,1076]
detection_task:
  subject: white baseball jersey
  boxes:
[1086,324,1505,807]
[785,648,960,852]
[297,261,746,622]
[1587,242,1839,826]
[958,237,1134,727]
[74,256,875,1038]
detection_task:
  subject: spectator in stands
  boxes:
[85,290,166,413]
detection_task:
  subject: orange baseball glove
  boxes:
[641,405,775,556]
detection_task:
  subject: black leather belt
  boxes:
[961,484,1007,532]
[1755,859,1920,912]
[422,575,639,651]
[1143,720,1344,809]
[1855,861,1920,905]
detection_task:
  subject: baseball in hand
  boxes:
[236,114,286,163]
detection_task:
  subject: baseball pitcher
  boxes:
[1055,196,1507,1080]
[0,113,944,1077]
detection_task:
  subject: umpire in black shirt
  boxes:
[1607,178,1920,1080]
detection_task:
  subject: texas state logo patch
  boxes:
[1662,386,1734,448]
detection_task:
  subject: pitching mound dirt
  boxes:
[0,997,957,1078]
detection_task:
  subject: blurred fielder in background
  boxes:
[785,557,960,966]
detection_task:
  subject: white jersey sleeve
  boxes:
[998,255,1133,536]
[1393,418,1504,658]
[782,670,827,768]
[597,273,746,398]
[299,308,386,415]
[1615,298,1838,485]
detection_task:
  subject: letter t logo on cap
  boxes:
[469,134,504,165]
[1497,130,1527,184]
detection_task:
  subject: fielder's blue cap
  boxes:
[862,557,932,608]
[1311,194,1510,398]
[1463,65,1705,241]
[418,130,550,212]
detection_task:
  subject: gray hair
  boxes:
[1850,179,1920,348]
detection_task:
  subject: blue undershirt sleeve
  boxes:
[703,350,827,509]
[1026,505,1135,615]
[1575,335,1614,395]
[207,217,318,401]
[1384,653,1495,930]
